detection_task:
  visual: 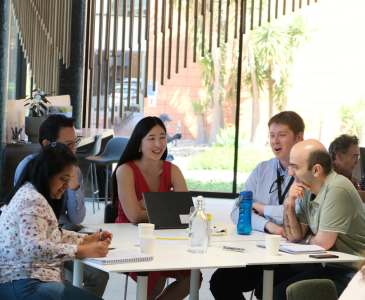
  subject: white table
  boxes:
[209,241,363,300]
[75,223,362,300]
[75,222,249,300]
[73,243,246,300]
[83,221,267,244]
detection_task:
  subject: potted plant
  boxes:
[18,89,54,143]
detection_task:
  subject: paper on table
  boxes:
[256,241,326,254]
[156,237,188,244]
[82,248,153,265]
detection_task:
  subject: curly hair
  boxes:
[328,134,359,161]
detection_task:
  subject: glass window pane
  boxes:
[8,10,18,100]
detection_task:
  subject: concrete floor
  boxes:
[82,198,257,300]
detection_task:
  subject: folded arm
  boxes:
[19,214,84,263]
[284,183,310,242]
[64,167,86,224]
[117,164,148,223]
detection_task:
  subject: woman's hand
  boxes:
[83,230,113,246]
[138,199,146,210]
[76,241,109,259]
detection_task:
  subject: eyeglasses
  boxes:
[343,153,361,161]
[269,175,285,194]
[64,138,81,149]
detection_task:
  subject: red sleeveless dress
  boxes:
[115,161,202,295]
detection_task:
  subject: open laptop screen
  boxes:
[142,192,194,229]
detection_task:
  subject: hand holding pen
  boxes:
[98,228,113,245]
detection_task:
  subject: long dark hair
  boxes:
[111,116,167,208]
[4,143,78,220]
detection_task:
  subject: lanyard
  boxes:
[277,169,295,205]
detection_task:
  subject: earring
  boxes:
[139,149,141,152]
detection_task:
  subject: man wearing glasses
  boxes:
[210,111,311,300]
[14,115,109,297]
[328,134,365,203]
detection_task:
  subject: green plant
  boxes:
[339,95,365,136]
[18,89,55,117]
[188,146,274,173]
[192,98,210,115]
[186,179,245,192]
[216,126,247,148]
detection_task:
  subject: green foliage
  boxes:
[18,89,55,117]
[188,146,274,173]
[216,126,247,148]
[192,98,210,115]
[339,95,365,137]
[186,179,245,192]
[250,13,318,111]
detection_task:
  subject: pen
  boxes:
[222,246,246,253]
[100,228,103,241]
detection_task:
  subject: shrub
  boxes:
[186,179,245,192]
[216,125,247,148]
[187,146,274,173]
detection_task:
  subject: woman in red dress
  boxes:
[110,116,201,300]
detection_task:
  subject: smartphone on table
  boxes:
[309,254,339,259]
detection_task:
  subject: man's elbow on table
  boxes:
[311,231,338,250]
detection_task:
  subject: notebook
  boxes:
[142,192,194,229]
[82,248,154,265]
[256,242,326,255]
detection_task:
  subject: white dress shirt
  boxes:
[231,158,300,232]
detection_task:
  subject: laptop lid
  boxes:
[142,192,194,229]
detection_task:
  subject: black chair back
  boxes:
[104,203,118,223]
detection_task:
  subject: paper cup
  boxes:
[138,223,155,237]
[140,235,156,255]
[265,234,281,256]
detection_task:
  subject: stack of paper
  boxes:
[256,242,326,255]
[279,244,326,254]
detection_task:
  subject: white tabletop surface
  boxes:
[209,241,363,266]
[83,221,267,245]
[81,222,362,273]
[81,242,246,273]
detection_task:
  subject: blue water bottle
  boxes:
[237,191,253,235]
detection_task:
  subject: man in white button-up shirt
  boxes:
[210,111,314,300]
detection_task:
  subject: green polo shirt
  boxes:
[296,169,365,270]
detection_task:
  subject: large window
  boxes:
[85,0,365,196]
[8,9,19,100]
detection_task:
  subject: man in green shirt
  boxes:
[273,139,365,300]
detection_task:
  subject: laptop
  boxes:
[142,192,194,229]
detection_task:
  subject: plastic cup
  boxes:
[140,235,156,255]
[138,223,155,237]
[265,234,281,256]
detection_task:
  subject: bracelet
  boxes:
[305,234,313,244]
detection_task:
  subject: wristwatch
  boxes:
[305,234,313,244]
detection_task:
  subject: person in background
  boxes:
[110,116,201,300]
[13,114,109,298]
[14,114,85,225]
[0,143,113,300]
[328,134,365,202]
[273,139,365,299]
[210,111,313,300]
[159,113,181,162]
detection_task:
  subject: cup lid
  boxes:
[239,191,253,198]
[138,223,155,227]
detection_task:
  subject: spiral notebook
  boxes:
[256,242,326,255]
[82,248,154,265]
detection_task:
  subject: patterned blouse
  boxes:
[0,182,85,284]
